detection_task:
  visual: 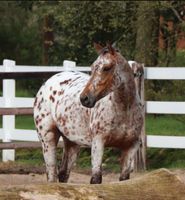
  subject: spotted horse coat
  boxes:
[34,43,144,184]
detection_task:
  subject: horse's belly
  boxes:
[55,103,92,146]
[105,130,139,149]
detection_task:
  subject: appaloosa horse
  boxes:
[33,43,143,184]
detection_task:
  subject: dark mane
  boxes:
[100,46,119,55]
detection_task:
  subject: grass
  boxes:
[15,116,35,130]
[146,115,185,170]
[146,115,185,136]
[147,148,185,169]
[1,114,185,171]
[0,116,35,129]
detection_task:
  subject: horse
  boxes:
[33,43,144,184]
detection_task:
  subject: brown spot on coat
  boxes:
[49,95,55,103]
[37,98,44,111]
[58,90,64,95]
[60,79,72,85]
[34,97,38,107]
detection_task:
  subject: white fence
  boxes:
[0,59,185,161]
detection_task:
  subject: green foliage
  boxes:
[0,1,42,65]
[146,49,185,101]
[0,1,184,97]
[16,149,44,166]
[147,148,185,169]
[35,1,137,65]
[0,1,43,92]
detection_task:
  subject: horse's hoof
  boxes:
[58,172,69,183]
[90,174,102,184]
[119,173,130,181]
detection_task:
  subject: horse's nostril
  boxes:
[83,95,89,103]
[80,93,96,108]
[80,95,89,104]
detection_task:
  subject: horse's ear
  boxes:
[94,43,103,54]
[107,42,115,55]
[112,41,117,49]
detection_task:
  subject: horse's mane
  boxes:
[100,45,120,55]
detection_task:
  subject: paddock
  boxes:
[0,59,185,157]
[0,59,185,199]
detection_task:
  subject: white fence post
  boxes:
[2,59,16,161]
[63,60,76,71]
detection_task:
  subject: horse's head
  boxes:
[80,43,131,108]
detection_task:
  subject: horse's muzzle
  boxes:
[80,93,96,108]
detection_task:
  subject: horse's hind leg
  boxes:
[119,141,139,181]
[41,128,60,182]
[58,137,80,182]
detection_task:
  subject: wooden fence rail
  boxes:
[0,142,64,149]
[0,108,33,115]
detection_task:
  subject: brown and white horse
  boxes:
[33,43,143,184]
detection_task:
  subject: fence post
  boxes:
[134,63,146,171]
[63,60,76,71]
[2,59,16,161]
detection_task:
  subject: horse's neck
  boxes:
[112,71,136,112]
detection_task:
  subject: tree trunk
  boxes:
[42,15,54,65]
[135,1,160,66]
[0,169,184,200]
[134,2,160,171]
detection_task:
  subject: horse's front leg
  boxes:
[58,138,80,182]
[90,135,104,184]
[119,141,140,181]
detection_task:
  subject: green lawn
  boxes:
[15,116,35,130]
[0,114,185,170]
[146,115,185,136]
[0,116,35,129]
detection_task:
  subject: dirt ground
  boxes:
[0,172,119,185]
[0,162,184,185]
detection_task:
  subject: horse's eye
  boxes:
[102,66,112,72]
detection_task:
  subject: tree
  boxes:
[0,1,42,65]
[34,1,138,65]
[160,1,185,66]
[135,1,160,66]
